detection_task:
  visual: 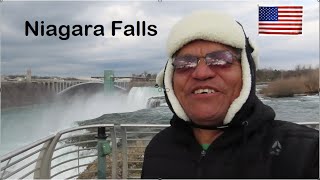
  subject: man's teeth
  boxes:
[194,89,216,94]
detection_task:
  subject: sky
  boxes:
[0,0,319,77]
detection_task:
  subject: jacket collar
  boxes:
[170,97,276,149]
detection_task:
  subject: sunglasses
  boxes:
[172,50,241,70]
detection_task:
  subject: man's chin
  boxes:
[189,115,224,127]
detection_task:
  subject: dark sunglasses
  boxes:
[172,50,241,70]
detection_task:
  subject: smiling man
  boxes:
[141,11,319,179]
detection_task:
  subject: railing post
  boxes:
[33,140,52,179]
[0,159,12,180]
[77,147,80,175]
[96,127,110,179]
[121,126,128,179]
[110,126,117,179]
[34,134,61,179]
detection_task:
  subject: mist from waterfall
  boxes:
[0,87,164,156]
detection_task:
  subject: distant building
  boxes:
[17,77,24,81]
[26,69,32,82]
[1,75,5,82]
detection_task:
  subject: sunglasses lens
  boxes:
[206,51,234,66]
[172,51,238,70]
[173,55,198,69]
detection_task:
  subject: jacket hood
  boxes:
[157,11,259,126]
[170,96,276,148]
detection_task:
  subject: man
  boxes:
[141,11,319,179]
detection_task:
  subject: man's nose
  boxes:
[191,58,217,80]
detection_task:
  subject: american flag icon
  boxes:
[259,6,303,35]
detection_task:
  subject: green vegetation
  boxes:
[259,66,319,97]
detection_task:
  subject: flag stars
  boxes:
[259,7,278,21]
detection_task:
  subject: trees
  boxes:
[132,71,157,79]
[259,66,319,97]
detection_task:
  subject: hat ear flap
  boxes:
[156,68,165,87]
[248,38,259,68]
[235,21,259,69]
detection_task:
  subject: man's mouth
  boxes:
[193,88,216,94]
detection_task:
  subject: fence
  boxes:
[0,122,318,179]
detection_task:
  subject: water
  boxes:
[260,95,319,122]
[0,87,163,156]
[127,87,164,109]
[1,87,319,156]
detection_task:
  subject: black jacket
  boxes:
[141,98,319,179]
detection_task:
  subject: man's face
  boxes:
[173,40,242,125]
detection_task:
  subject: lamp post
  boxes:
[96,127,111,179]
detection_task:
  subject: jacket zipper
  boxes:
[196,150,206,178]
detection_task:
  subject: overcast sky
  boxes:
[0,0,319,77]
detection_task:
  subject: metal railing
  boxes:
[294,121,319,129]
[0,124,117,179]
[0,122,318,179]
[119,124,169,179]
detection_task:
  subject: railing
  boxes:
[0,122,318,179]
[0,135,55,179]
[0,124,117,179]
[119,124,169,179]
[295,121,319,129]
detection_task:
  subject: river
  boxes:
[0,86,319,156]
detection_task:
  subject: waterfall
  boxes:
[126,87,164,110]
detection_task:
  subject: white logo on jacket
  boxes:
[270,140,282,156]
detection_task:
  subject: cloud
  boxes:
[1,1,318,77]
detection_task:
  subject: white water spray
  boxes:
[1,87,164,156]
